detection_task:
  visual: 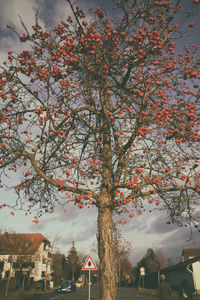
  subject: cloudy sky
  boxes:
[0,0,200,268]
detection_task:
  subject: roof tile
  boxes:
[183,248,200,258]
[0,233,50,255]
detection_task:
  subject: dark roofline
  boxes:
[0,233,50,255]
[182,248,200,256]
[162,256,200,272]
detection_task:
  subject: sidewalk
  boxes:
[0,289,55,300]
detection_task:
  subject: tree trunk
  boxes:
[21,274,25,292]
[72,260,75,281]
[43,259,47,292]
[5,264,12,298]
[97,204,117,300]
[5,275,10,298]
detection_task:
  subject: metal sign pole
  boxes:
[88,269,91,300]
[138,274,141,289]
[82,255,98,300]
[142,275,144,289]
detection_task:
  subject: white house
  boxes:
[181,248,200,295]
[162,248,200,295]
[0,233,53,286]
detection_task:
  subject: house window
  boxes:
[41,271,46,277]
[8,256,13,263]
[43,258,46,264]
[43,240,49,251]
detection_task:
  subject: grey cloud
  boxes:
[30,204,98,250]
[158,226,200,251]
[35,0,70,27]
[119,210,160,233]
[29,220,46,231]
[59,223,97,247]
[156,227,200,265]
[0,0,40,31]
[130,247,147,267]
[53,203,98,224]
[129,226,200,267]
[145,213,178,235]
[118,209,200,267]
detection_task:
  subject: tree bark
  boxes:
[5,261,13,298]
[5,274,10,298]
[97,202,116,300]
[21,274,25,292]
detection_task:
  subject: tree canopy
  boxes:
[0,0,200,226]
[0,0,200,299]
[64,241,82,281]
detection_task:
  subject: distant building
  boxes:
[181,248,200,262]
[0,233,53,285]
[161,248,200,295]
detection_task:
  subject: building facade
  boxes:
[162,248,200,295]
[0,233,52,285]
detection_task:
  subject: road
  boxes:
[9,286,158,300]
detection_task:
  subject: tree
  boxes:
[136,248,159,289]
[92,226,132,286]
[136,248,167,288]
[0,233,33,297]
[0,0,200,299]
[51,252,66,286]
[65,241,81,281]
[113,227,132,286]
[137,248,160,274]
[154,249,167,270]
[118,257,133,286]
[139,248,160,273]
[47,233,63,287]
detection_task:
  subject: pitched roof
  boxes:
[0,233,50,255]
[182,248,200,258]
[162,256,200,272]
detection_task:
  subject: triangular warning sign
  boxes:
[82,255,98,270]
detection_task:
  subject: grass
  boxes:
[138,288,200,299]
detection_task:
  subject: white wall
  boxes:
[32,242,52,281]
[0,241,52,282]
[192,261,200,294]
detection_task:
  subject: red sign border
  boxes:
[82,255,98,270]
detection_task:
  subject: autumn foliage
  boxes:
[0,0,200,299]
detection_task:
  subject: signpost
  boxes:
[82,255,98,300]
[139,267,145,289]
[140,267,145,276]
